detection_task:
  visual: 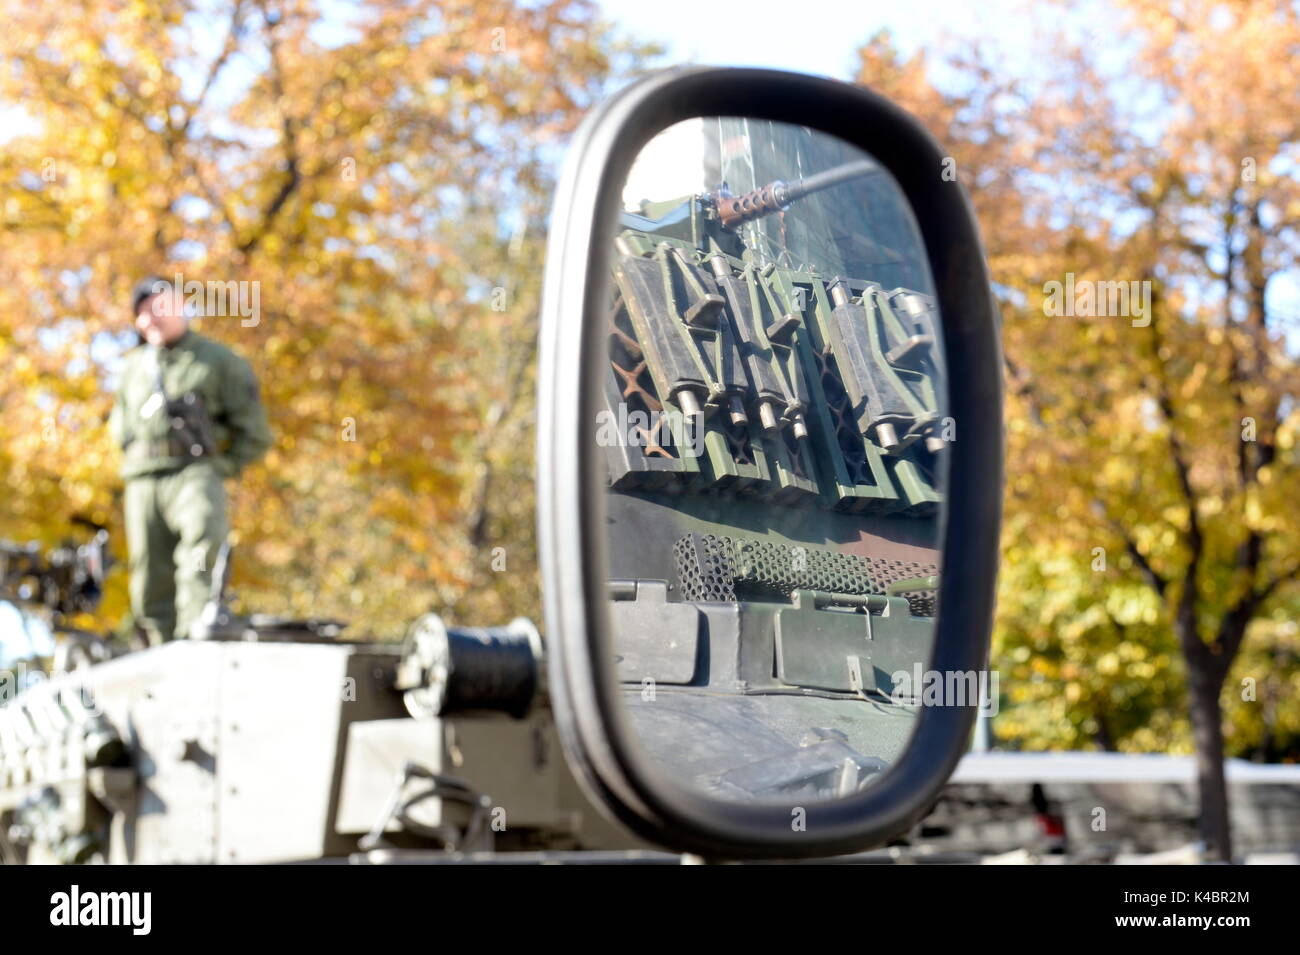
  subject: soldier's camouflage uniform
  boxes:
[108,330,271,643]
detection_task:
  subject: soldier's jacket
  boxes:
[109,330,272,480]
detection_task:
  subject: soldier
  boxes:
[108,277,272,644]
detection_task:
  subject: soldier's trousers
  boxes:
[124,461,228,644]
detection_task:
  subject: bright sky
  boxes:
[595,0,1038,79]
[0,1,1039,148]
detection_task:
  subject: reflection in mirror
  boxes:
[596,117,951,806]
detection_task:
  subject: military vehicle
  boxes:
[0,66,1003,864]
[0,531,646,864]
[600,116,948,803]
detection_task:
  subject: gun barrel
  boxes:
[715,159,878,229]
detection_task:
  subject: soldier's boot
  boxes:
[166,461,229,641]
[125,475,180,645]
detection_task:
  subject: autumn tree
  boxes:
[857,0,1300,861]
[0,0,656,638]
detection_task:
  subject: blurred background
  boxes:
[2,0,1298,861]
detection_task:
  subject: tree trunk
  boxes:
[1186,658,1232,862]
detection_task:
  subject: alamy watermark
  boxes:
[889,664,1000,716]
[1043,273,1151,327]
[595,402,705,459]
[150,272,261,327]
[50,885,151,935]
[0,662,103,715]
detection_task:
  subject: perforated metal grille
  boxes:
[673,534,737,602]
[903,590,937,618]
[674,532,937,617]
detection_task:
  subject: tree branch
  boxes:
[180,0,249,136]
[238,8,300,256]
[1094,499,1168,598]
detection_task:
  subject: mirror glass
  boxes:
[596,117,951,805]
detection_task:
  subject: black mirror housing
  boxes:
[537,65,1003,859]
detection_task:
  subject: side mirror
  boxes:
[537,66,1003,859]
